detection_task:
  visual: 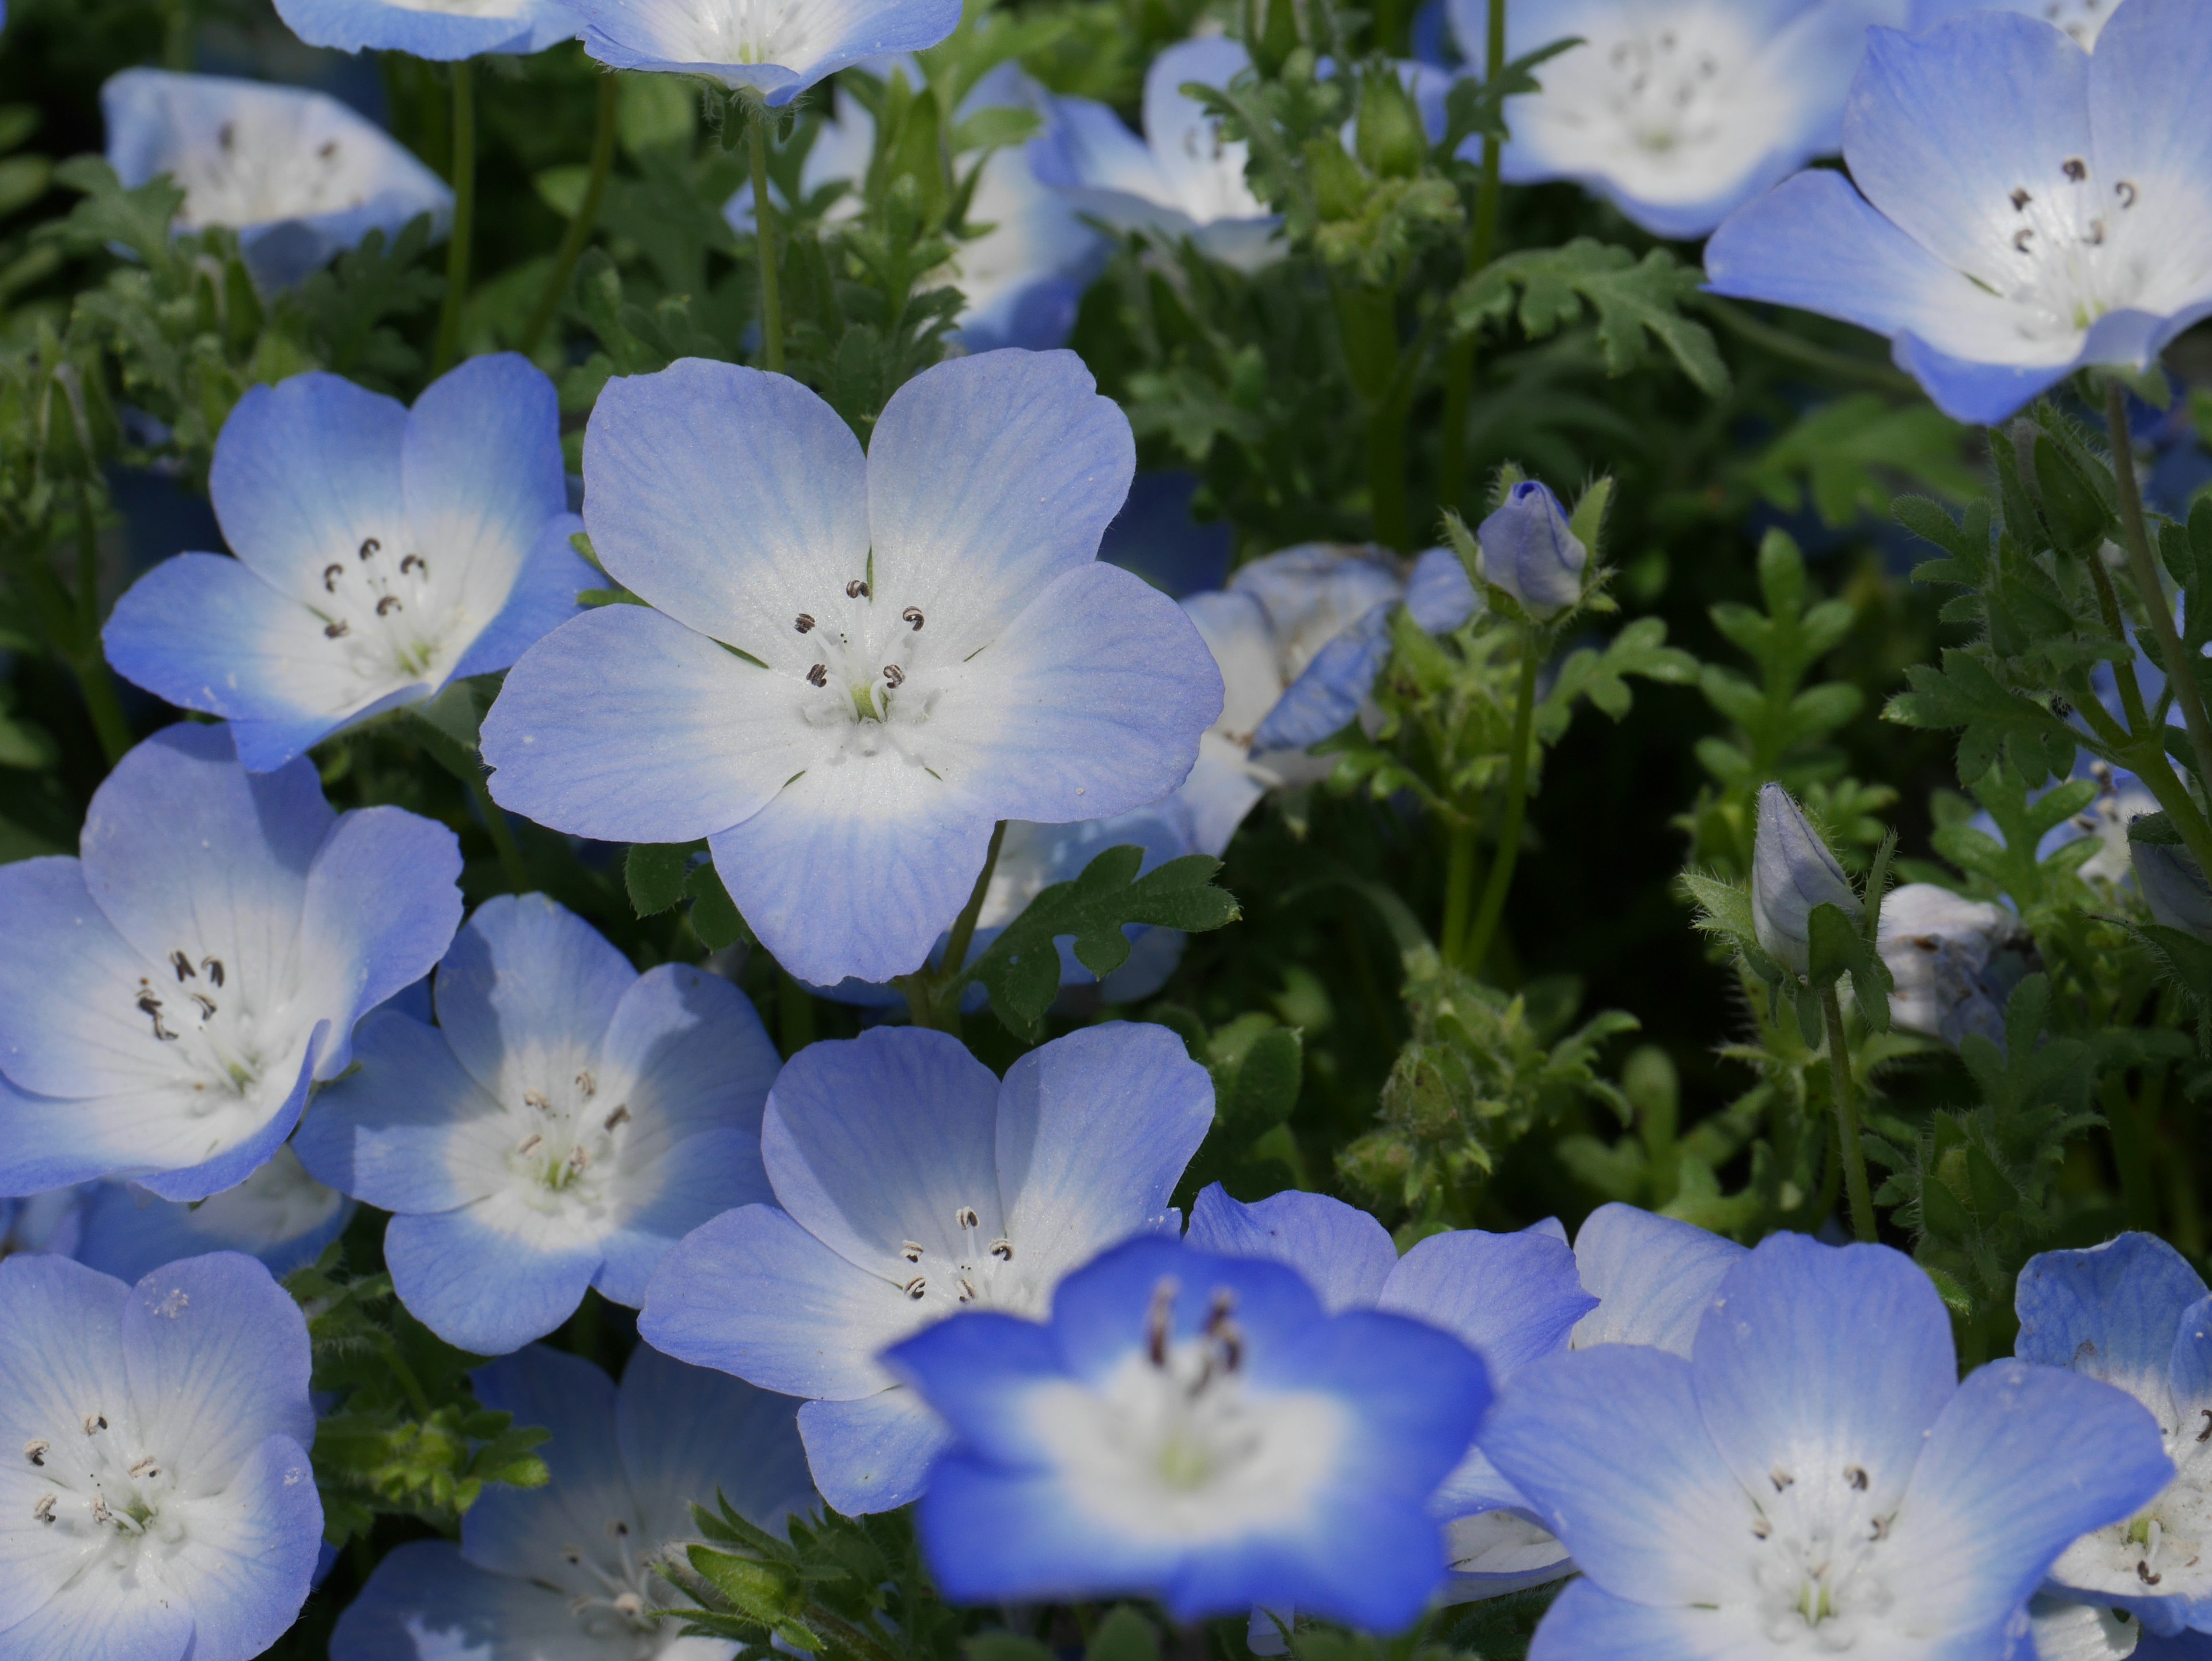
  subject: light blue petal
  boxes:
[601,962,779,1150]
[103,553,343,737]
[595,1129,769,1308]
[581,360,868,663]
[433,893,634,1110]
[0,1574,190,1661]
[128,1054,321,1204]
[1525,1577,1771,1661]
[798,1387,950,1516]
[209,372,410,606]
[2090,0,2212,206]
[1252,600,1393,754]
[572,0,961,103]
[2170,1293,2212,1435]
[271,0,541,58]
[1892,330,2084,426]
[638,1203,913,1400]
[1480,1344,1750,1607]
[1405,546,1478,633]
[1569,1202,1745,1353]
[1691,1235,1955,1517]
[157,1432,322,1661]
[448,512,593,680]
[330,1539,584,1661]
[293,1008,500,1213]
[867,350,1132,663]
[1185,1185,1398,1314]
[122,1251,316,1475]
[2016,1233,2208,1422]
[916,1456,1181,1610]
[386,1205,600,1355]
[619,1344,816,1541]
[463,1346,626,1580]
[1379,1224,1596,1382]
[1883,1359,2170,1644]
[75,1154,353,1285]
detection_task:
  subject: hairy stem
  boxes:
[2108,383,2212,805]
[518,73,619,356]
[1462,645,1539,973]
[941,819,1007,982]
[1439,818,1476,965]
[749,110,785,374]
[1434,0,1509,517]
[69,483,131,765]
[431,60,476,375]
[1823,983,1877,1243]
[464,768,529,892]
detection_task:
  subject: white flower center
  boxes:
[175,115,372,229]
[887,1201,1037,1316]
[786,578,945,770]
[179,1145,345,1247]
[21,1406,181,1561]
[671,0,815,68]
[2056,1397,2212,1600]
[1976,151,2150,343]
[1744,1459,1898,1650]
[129,946,282,1115]
[308,533,459,698]
[499,1064,635,1218]
[555,1513,691,1659]
[2031,0,2116,50]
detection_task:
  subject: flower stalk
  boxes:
[1822,981,1877,1243]
[518,72,620,356]
[431,59,476,375]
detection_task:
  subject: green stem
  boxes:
[1461,646,1538,973]
[1821,983,1877,1243]
[749,110,785,374]
[431,60,476,376]
[2102,1071,2160,1233]
[2108,383,2212,804]
[1435,0,1508,519]
[780,970,819,1058]
[941,819,1007,983]
[69,485,131,765]
[1698,297,1917,394]
[518,74,619,356]
[464,768,529,892]
[162,0,195,70]
[1336,285,1408,548]
[1439,819,1475,966]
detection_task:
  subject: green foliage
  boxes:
[1455,239,1728,396]
[1165,1011,1308,1205]
[1731,395,1975,529]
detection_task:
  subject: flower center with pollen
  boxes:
[787,575,942,765]
[21,1401,182,1564]
[176,114,370,228]
[558,1512,681,1658]
[689,0,813,66]
[1743,1457,1898,1649]
[1980,153,2149,344]
[889,1203,1029,1316]
[310,534,457,699]
[503,1065,634,1215]
[128,945,280,1117]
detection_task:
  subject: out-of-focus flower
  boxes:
[102,70,453,289]
[567,0,960,104]
[2134,836,2212,942]
[105,358,589,772]
[1911,0,2118,50]
[1876,883,2035,1051]
[272,0,580,58]
[1476,480,1586,621]
[1750,782,1860,976]
[75,1147,354,1285]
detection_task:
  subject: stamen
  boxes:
[903,1276,927,1300]
[376,596,402,615]
[603,1104,630,1131]
[400,554,426,576]
[901,1242,925,1263]
[169,950,195,981]
[846,579,870,599]
[2010,187,2032,210]
[22,1439,46,1466]
[2116,180,2138,207]
[32,1494,54,1523]
[190,993,217,1018]
[1751,1515,1771,1539]
[2013,228,2035,253]
[567,1145,589,1174]
[90,1493,111,1524]
[955,1206,979,1230]
[608,1519,630,1537]
[1843,1465,1868,1490]
[613,1592,643,1617]
[902,607,925,630]
[1770,1467,1794,1492]
[324,620,350,639]
[2141,1560,2162,1585]
[517,1134,543,1156]
[524,1091,550,1112]
[576,1070,596,1098]
[203,958,224,986]
[323,563,343,592]
[806,664,828,687]
[319,139,338,160]
[129,1456,158,1478]
[882,665,905,689]
[1146,1277,1179,1367]
[988,1238,1013,1261]
[84,1414,107,1435]
[359,538,381,561]
[2062,157,2087,181]
[795,613,816,633]
[137,994,177,1042]
[2196,1408,2210,1443]
[1870,1515,1889,1541]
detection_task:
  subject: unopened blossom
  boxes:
[1444,0,1907,238]
[639,1022,1213,1515]
[104,358,588,773]
[1750,782,1860,977]
[75,1146,354,1286]
[1476,480,1586,622]
[889,1235,1491,1626]
[481,351,1221,987]
[273,0,579,58]
[332,1343,816,1660]
[567,0,959,104]
[1484,1232,2172,1659]
[0,724,462,1203]
[1030,37,1282,271]
[2134,837,2212,943]
[1706,0,2212,423]
[102,70,452,289]
[296,892,781,1354]
[0,1252,321,1661]
[1877,883,2035,1050]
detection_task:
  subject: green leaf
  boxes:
[1439,37,1582,152]
[968,847,1241,1040]
[1883,648,2077,788]
[1735,395,1973,528]
[1086,1607,1161,1661]
[2130,811,2182,846]
[684,862,753,951]
[2031,431,2111,556]
[626,843,695,916]
[1456,238,1729,395]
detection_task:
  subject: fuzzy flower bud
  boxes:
[1476,480,1587,621]
[1751,783,1859,977]
[2131,834,2212,943]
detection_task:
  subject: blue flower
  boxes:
[2016,1232,2212,1635]
[1177,544,1475,856]
[104,358,590,774]
[884,1234,1492,1628]
[101,70,454,290]
[0,1251,321,1661]
[1476,480,1585,621]
[567,0,960,104]
[294,892,779,1355]
[2135,838,2212,943]
[1910,0,2115,51]
[1029,38,1282,271]
[1565,1201,1746,1354]
[1705,0,2212,425]
[1751,782,1859,977]
[0,1188,87,1259]
[0,724,463,1204]
[638,1021,1213,1515]
[332,1342,816,1660]
[271,0,579,60]
[1483,1231,2172,1659]
[1186,1185,1593,1603]
[1876,883,2036,1051]
[1442,0,1906,239]
[75,1147,354,1287]
[480,351,1223,987]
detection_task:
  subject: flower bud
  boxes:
[1476,480,1587,620]
[1751,784,1860,976]
[1877,884,2033,1051]
[2131,836,2212,943]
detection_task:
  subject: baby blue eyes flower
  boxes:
[1751,782,1859,977]
[104,357,590,775]
[1029,37,1283,272]
[1705,0,2212,425]
[638,1021,1213,1516]
[884,1235,1493,1629]
[480,350,1223,989]
[1910,0,2116,51]
[1876,883,2036,1051]
[272,0,581,60]
[1444,0,1905,239]
[2134,837,2212,944]
[1485,1231,2172,1659]
[2016,1232,2212,1634]
[1476,480,1586,622]
[75,1147,355,1287]
[331,1342,816,1660]
[567,0,960,104]
[0,723,463,1205]
[0,1251,321,1661]
[101,70,454,290]
[293,892,781,1356]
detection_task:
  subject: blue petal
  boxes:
[571,0,961,102]
[1892,331,2084,427]
[482,605,810,845]
[432,894,635,1110]
[293,1009,499,1213]
[270,0,544,58]
[798,1387,952,1516]
[1883,1359,2169,1644]
[1691,1235,1955,1518]
[330,1539,583,1661]
[448,512,593,680]
[1569,1202,1745,1354]
[638,1203,915,1400]
[1253,600,1393,753]
[2089,0,2212,217]
[880,1307,1068,1463]
[1097,471,1233,600]
[155,1432,323,1661]
[385,1204,601,1354]
[2016,1232,2208,1422]
[1480,1344,1749,1607]
[596,1127,770,1308]
[1047,1237,1327,1386]
[1185,1185,1399,1313]
[1379,1225,1596,1382]
[619,1344,816,1539]
[2169,1293,2212,1436]
[1525,1577,1770,1661]
[463,1346,625,1579]
[0,1575,189,1661]
[75,1152,353,1284]
[122,1252,316,1476]
[1405,547,1478,633]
